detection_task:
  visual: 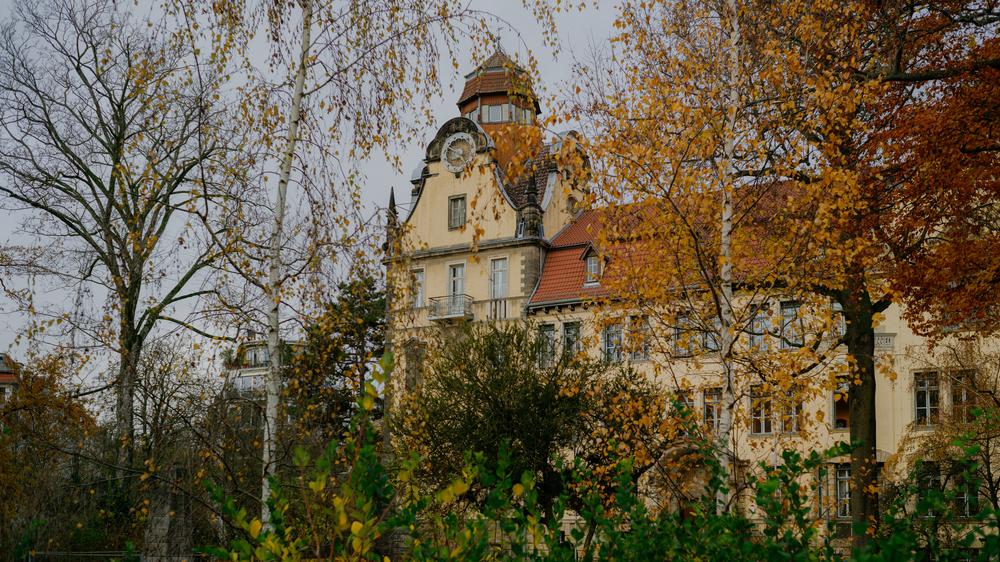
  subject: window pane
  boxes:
[489,105,503,122]
[449,196,466,228]
[490,258,508,299]
[750,385,772,434]
[563,322,581,356]
[704,388,722,433]
[585,255,600,283]
[915,372,940,426]
[836,464,851,518]
[749,305,769,350]
[603,324,623,363]
[412,270,424,308]
[539,324,557,367]
[781,301,802,349]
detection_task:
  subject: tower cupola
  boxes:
[457,50,540,130]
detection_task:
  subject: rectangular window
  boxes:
[448,195,466,229]
[702,316,721,352]
[952,370,977,423]
[780,301,802,349]
[781,390,802,434]
[750,385,772,435]
[673,314,694,357]
[448,264,464,296]
[918,462,942,517]
[954,465,980,518]
[563,322,582,357]
[585,255,601,284]
[488,104,503,123]
[490,258,508,300]
[832,301,846,338]
[836,464,851,518]
[915,372,940,427]
[412,269,424,308]
[749,305,769,351]
[539,324,557,367]
[630,316,651,361]
[704,388,722,433]
[833,377,850,430]
[602,323,623,363]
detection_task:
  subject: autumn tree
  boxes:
[574,0,999,543]
[396,322,668,520]
[0,0,251,474]
[0,354,94,555]
[569,0,845,512]
[172,0,576,528]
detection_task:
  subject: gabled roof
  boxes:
[529,209,609,306]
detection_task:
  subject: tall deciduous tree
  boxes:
[175,0,573,527]
[0,0,249,472]
[576,0,999,543]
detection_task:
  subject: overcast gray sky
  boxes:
[0,1,617,354]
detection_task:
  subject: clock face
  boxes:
[442,132,475,173]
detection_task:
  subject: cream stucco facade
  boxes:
[385,54,989,534]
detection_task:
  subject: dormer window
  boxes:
[585,255,601,285]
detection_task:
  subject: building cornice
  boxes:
[400,236,550,262]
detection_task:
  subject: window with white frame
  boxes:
[488,104,504,123]
[584,254,601,284]
[952,370,977,423]
[917,462,942,517]
[539,324,557,367]
[412,269,424,308]
[704,388,722,433]
[448,264,465,297]
[630,316,651,361]
[702,316,721,352]
[490,258,508,300]
[673,314,694,356]
[602,323,623,363]
[832,301,846,338]
[448,195,466,229]
[750,385,773,434]
[749,304,769,350]
[915,372,940,427]
[562,322,582,357]
[953,463,980,518]
[781,389,802,434]
[836,464,851,518]
[780,301,803,349]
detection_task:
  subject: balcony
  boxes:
[428,294,474,321]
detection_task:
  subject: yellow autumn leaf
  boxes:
[248,519,262,539]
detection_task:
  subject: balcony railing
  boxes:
[487,298,508,320]
[428,294,474,321]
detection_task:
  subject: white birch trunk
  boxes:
[263,0,313,530]
[714,0,741,513]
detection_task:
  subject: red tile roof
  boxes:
[529,209,610,306]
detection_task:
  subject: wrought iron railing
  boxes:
[427,294,474,320]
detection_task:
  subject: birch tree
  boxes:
[174,0,572,528]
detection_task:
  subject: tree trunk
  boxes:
[842,280,878,547]
[262,0,313,530]
[714,0,740,513]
